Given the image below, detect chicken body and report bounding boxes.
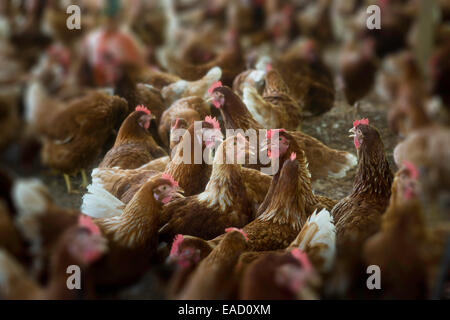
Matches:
[34,89,128,178]
[177,230,248,299]
[212,86,357,181]
[158,96,211,148]
[242,69,301,130]
[98,109,167,170]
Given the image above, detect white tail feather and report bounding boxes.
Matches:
[12,179,49,218]
[300,208,336,272]
[329,152,357,178]
[204,66,222,81]
[81,184,124,219]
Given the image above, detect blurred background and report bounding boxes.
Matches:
[0,0,448,299]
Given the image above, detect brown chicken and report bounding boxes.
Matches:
[176,228,249,299]
[161,66,222,105]
[210,84,357,181]
[140,66,181,90]
[339,38,378,106]
[84,118,221,214]
[209,151,332,253]
[110,63,166,121]
[234,205,336,294]
[166,234,214,299]
[386,53,430,138]
[239,248,321,300]
[296,0,334,45]
[329,119,393,298]
[393,126,450,219]
[12,179,80,279]
[158,134,253,241]
[363,162,446,299]
[333,119,393,246]
[0,217,108,300]
[0,200,24,260]
[158,96,211,148]
[165,28,245,86]
[359,0,415,58]
[273,39,336,116]
[89,174,183,286]
[37,90,128,192]
[430,42,450,109]
[98,105,167,170]
[0,88,21,151]
[242,68,302,130]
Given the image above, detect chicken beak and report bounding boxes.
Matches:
[349,127,356,138]
[206,97,214,103]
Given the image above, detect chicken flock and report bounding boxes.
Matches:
[0,0,449,300]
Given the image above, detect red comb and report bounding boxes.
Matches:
[208,80,223,95]
[205,116,220,130]
[225,227,249,242]
[170,234,184,256]
[266,63,273,72]
[78,215,101,235]
[162,173,179,187]
[135,105,150,115]
[353,118,369,128]
[291,248,313,272]
[403,160,419,180]
[290,152,296,161]
[266,129,286,139]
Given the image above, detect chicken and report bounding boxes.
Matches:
[393,126,450,218]
[329,119,393,297]
[273,39,336,116]
[28,83,128,192]
[166,234,214,299]
[359,0,415,58]
[98,105,167,170]
[42,0,85,48]
[158,134,254,241]
[295,0,334,45]
[12,179,80,279]
[363,162,446,299]
[385,52,430,137]
[82,24,146,87]
[0,200,24,260]
[239,248,322,300]
[242,68,302,130]
[232,64,267,98]
[0,87,21,151]
[234,206,336,291]
[333,119,393,245]
[158,96,211,148]
[339,38,378,107]
[84,118,221,215]
[109,63,167,123]
[207,152,333,254]
[210,84,357,181]
[140,67,181,90]
[86,174,183,286]
[165,28,245,86]
[430,42,450,109]
[177,228,248,299]
[161,66,222,105]
[0,216,108,300]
